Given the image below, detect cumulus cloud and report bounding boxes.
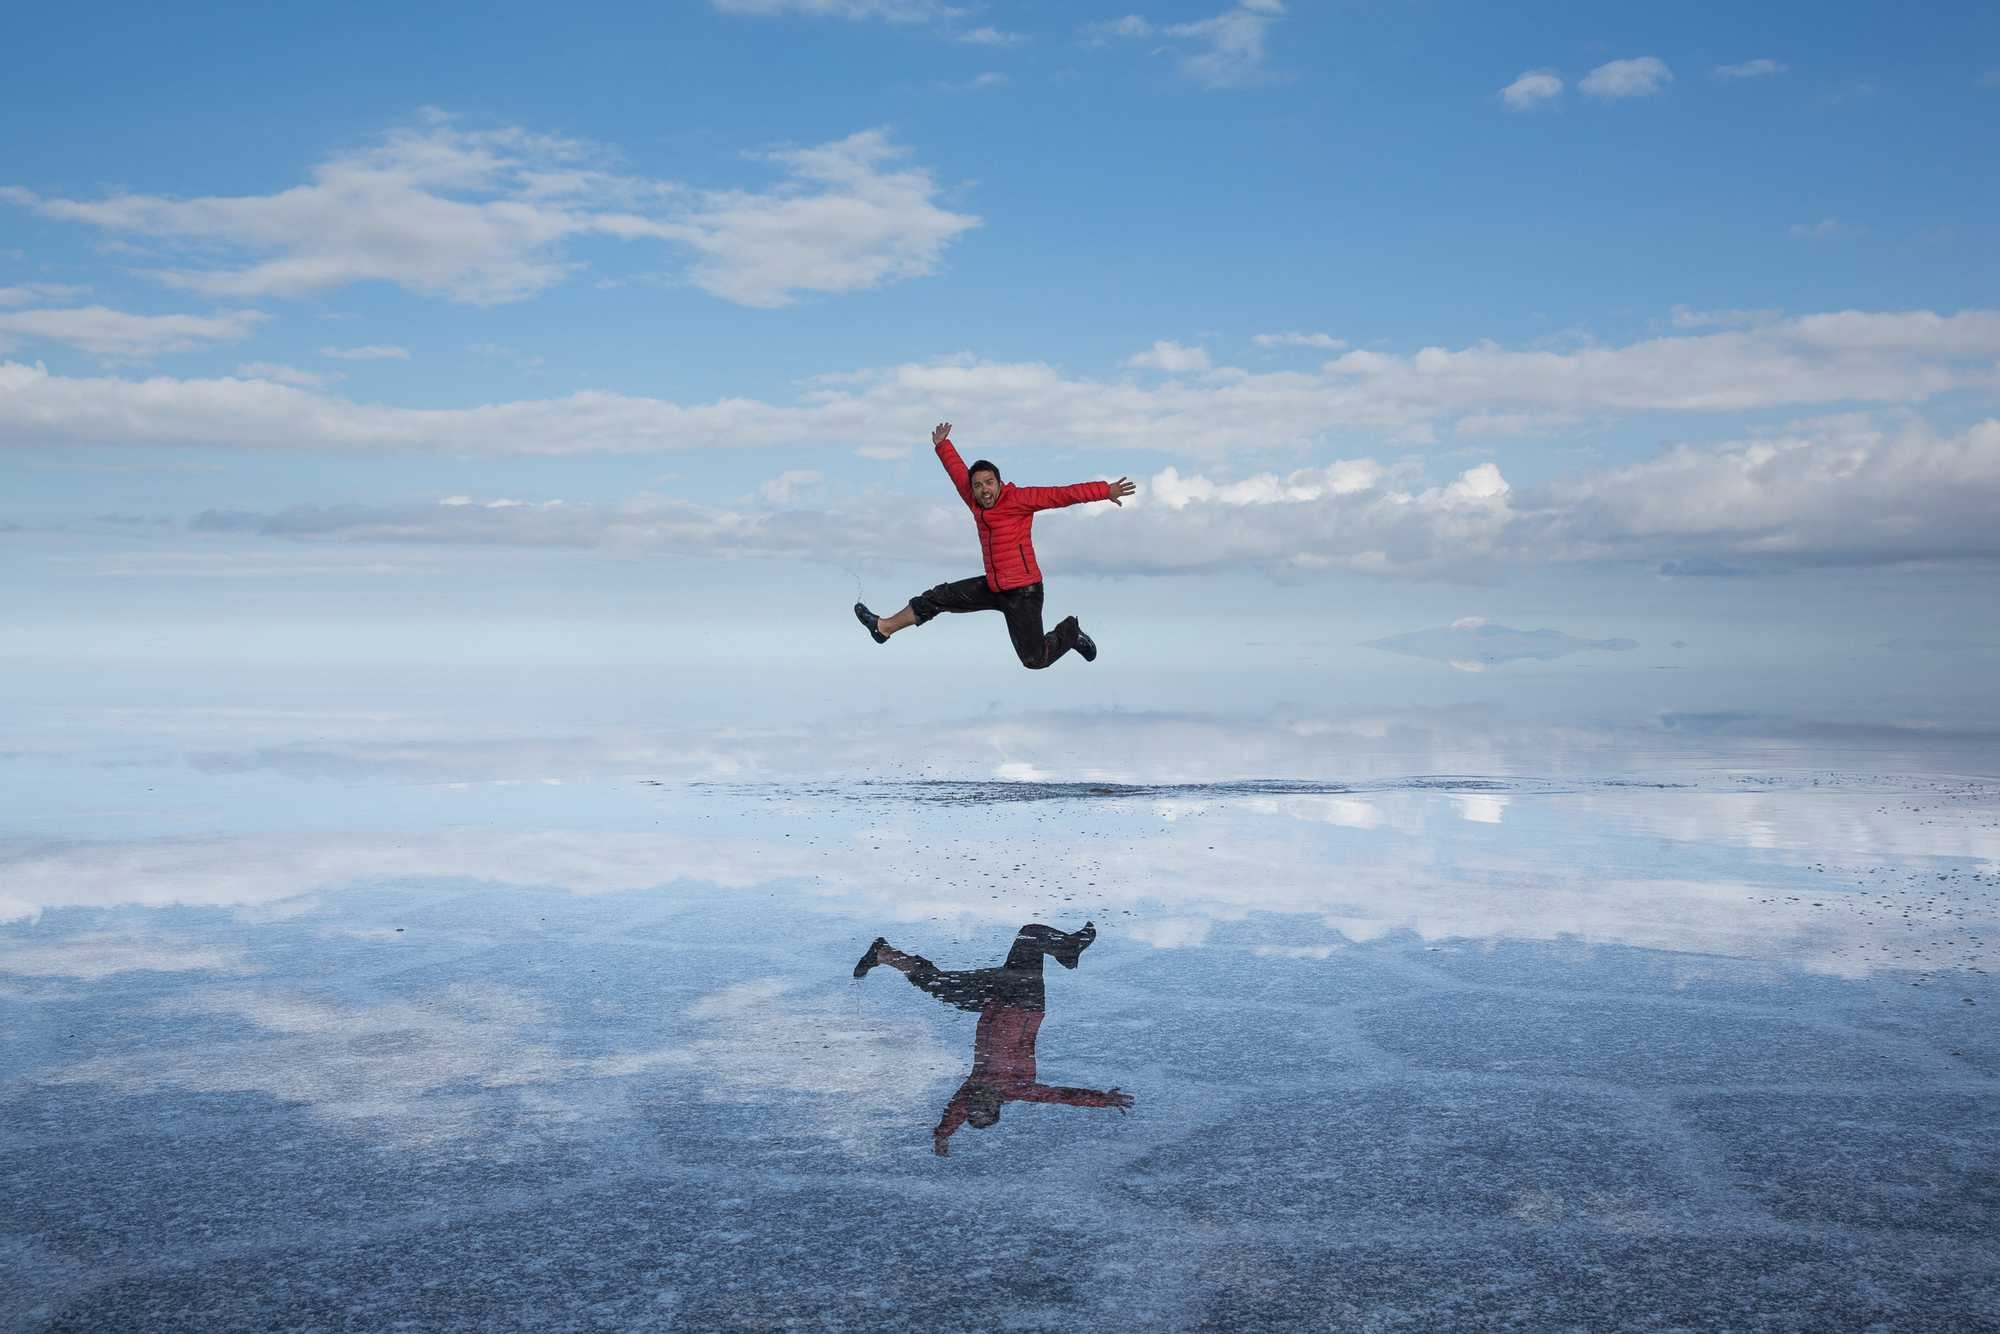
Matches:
[235,361,333,387]
[0,305,265,358]
[177,414,2000,579]
[1092,3,1283,88]
[1714,58,1787,79]
[757,468,824,503]
[710,0,966,20]
[3,307,1996,459]
[1166,1,1285,88]
[956,25,1026,46]
[1366,620,1638,666]
[1125,339,1210,372]
[1252,330,1345,350]
[1579,57,1673,99]
[668,130,981,307]
[1500,69,1563,110]
[3,117,978,310]
[0,282,88,306]
[1669,305,1777,330]
[320,344,409,361]
[1084,15,1154,41]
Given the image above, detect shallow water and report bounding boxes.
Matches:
[3,711,1998,1330]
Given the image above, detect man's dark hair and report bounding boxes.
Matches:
[968,459,1001,483]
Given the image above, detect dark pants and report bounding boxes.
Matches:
[907,577,1081,670]
[902,924,1094,1014]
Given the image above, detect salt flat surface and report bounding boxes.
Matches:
[3,713,1997,1330]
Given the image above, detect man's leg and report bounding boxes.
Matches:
[997,584,1075,670]
[864,576,999,642]
[857,938,998,1013]
[1003,922,1097,972]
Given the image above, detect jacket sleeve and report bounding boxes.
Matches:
[1012,481,1113,513]
[935,439,976,511]
[1015,1084,1121,1107]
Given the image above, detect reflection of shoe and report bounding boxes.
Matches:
[853,937,887,978]
[855,603,888,644]
[1073,622,1097,663]
[1055,922,1096,969]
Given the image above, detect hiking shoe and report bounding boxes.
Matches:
[853,936,887,978]
[1073,625,1097,662]
[1055,921,1096,969]
[854,603,888,644]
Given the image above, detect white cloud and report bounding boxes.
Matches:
[235,361,332,387]
[957,25,1026,45]
[1669,305,1778,330]
[1500,69,1563,110]
[1714,58,1787,79]
[42,981,578,1146]
[1788,217,1842,240]
[665,129,982,307]
[1085,15,1154,41]
[1149,459,1384,508]
[0,305,265,358]
[1252,330,1345,350]
[177,414,2000,578]
[710,0,965,20]
[4,118,979,310]
[609,978,961,1148]
[0,931,257,979]
[4,308,1995,461]
[1164,2,1285,89]
[320,343,409,361]
[1125,339,1211,372]
[0,282,88,306]
[1579,57,1673,100]
[757,468,823,502]
[468,341,545,370]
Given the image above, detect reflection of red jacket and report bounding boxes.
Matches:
[938,440,1112,591]
[934,1001,1120,1140]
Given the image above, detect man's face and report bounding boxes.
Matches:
[970,470,1001,509]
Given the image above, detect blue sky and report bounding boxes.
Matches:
[3,0,1998,722]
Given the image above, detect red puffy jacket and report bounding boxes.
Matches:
[938,439,1112,591]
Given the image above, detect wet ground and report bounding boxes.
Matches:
[3,711,1998,1330]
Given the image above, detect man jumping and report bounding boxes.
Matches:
[854,422,1136,669]
[853,922,1134,1155]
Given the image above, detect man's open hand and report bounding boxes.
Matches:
[1107,477,1136,506]
[932,422,953,446]
[1107,1087,1134,1113]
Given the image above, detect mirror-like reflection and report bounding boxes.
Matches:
[3,710,1997,1330]
[856,923,1133,1154]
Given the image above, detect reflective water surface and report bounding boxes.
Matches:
[3,710,1998,1330]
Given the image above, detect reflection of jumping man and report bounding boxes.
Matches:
[854,923,1133,1156]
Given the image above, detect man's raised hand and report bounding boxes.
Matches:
[1107,477,1136,506]
[1107,1087,1134,1113]
[932,422,953,446]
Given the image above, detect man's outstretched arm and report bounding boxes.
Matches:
[1014,477,1137,512]
[932,421,975,509]
[1016,1084,1135,1111]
